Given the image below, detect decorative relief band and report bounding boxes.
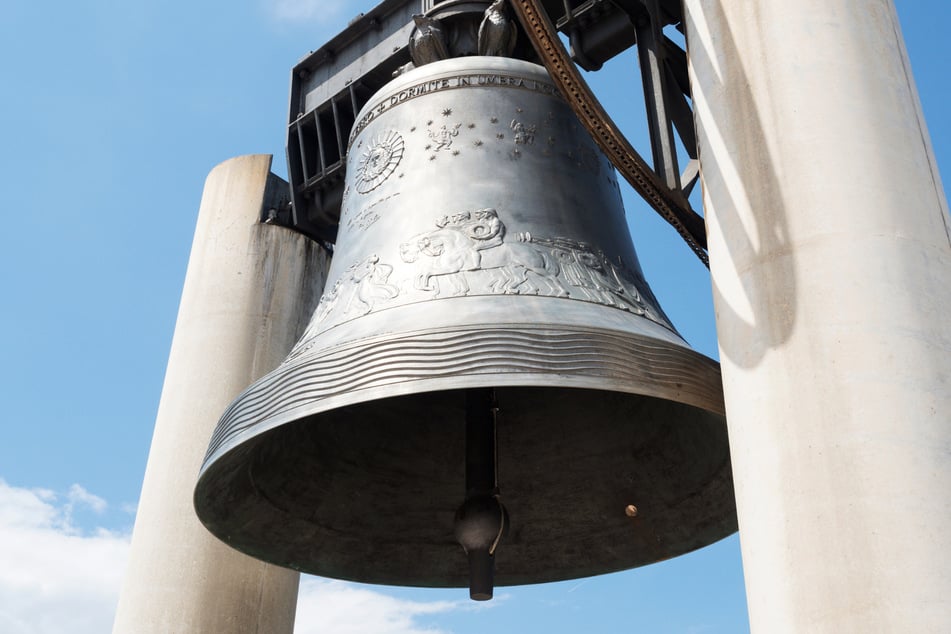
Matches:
[303,209,669,340]
[315,254,398,319]
[349,72,562,147]
[202,325,724,467]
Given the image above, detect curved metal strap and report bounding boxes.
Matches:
[510,0,710,267]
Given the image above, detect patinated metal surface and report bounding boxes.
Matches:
[195,57,735,588]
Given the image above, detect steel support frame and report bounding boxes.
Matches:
[285,0,704,254]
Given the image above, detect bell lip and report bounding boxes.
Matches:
[192,378,735,588]
[204,531,741,591]
[197,318,724,482]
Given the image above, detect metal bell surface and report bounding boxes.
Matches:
[194,56,736,589]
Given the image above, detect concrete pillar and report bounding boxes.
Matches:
[113,155,329,633]
[683,2,951,631]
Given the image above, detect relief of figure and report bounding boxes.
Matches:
[604,263,650,316]
[482,239,567,296]
[429,123,461,150]
[399,209,568,298]
[550,247,618,307]
[438,208,504,248]
[522,234,653,316]
[309,254,399,326]
[346,254,400,315]
[399,226,477,297]
[397,209,664,324]
[510,119,536,145]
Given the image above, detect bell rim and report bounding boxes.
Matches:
[194,376,735,588]
[198,315,724,482]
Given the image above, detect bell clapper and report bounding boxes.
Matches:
[455,388,508,601]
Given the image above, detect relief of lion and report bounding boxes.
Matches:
[399,219,568,298]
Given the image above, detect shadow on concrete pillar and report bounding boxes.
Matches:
[684,1,951,631]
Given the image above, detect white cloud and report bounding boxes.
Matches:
[63,483,108,525]
[0,480,129,634]
[0,479,464,634]
[296,578,459,634]
[66,484,107,513]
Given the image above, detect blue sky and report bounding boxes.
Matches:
[0,1,946,632]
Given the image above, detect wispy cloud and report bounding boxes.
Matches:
[0,478,463,633]
[63,483,107,524]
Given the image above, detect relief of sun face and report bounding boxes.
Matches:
[355,130,404,193]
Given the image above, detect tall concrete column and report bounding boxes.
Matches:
[683,2,951,631]
[113,155,329,633]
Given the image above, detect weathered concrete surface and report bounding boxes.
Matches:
[684,1,951,631]
[113,155,329,633]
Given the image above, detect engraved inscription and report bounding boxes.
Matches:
[349,73,563,146]
[347,192,401,231]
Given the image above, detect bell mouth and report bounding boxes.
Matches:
[194,299,735,588]
[195,387,734,588]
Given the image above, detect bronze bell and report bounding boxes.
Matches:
[194,56,735,600]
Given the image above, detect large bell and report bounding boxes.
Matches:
[195,56,735,598]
